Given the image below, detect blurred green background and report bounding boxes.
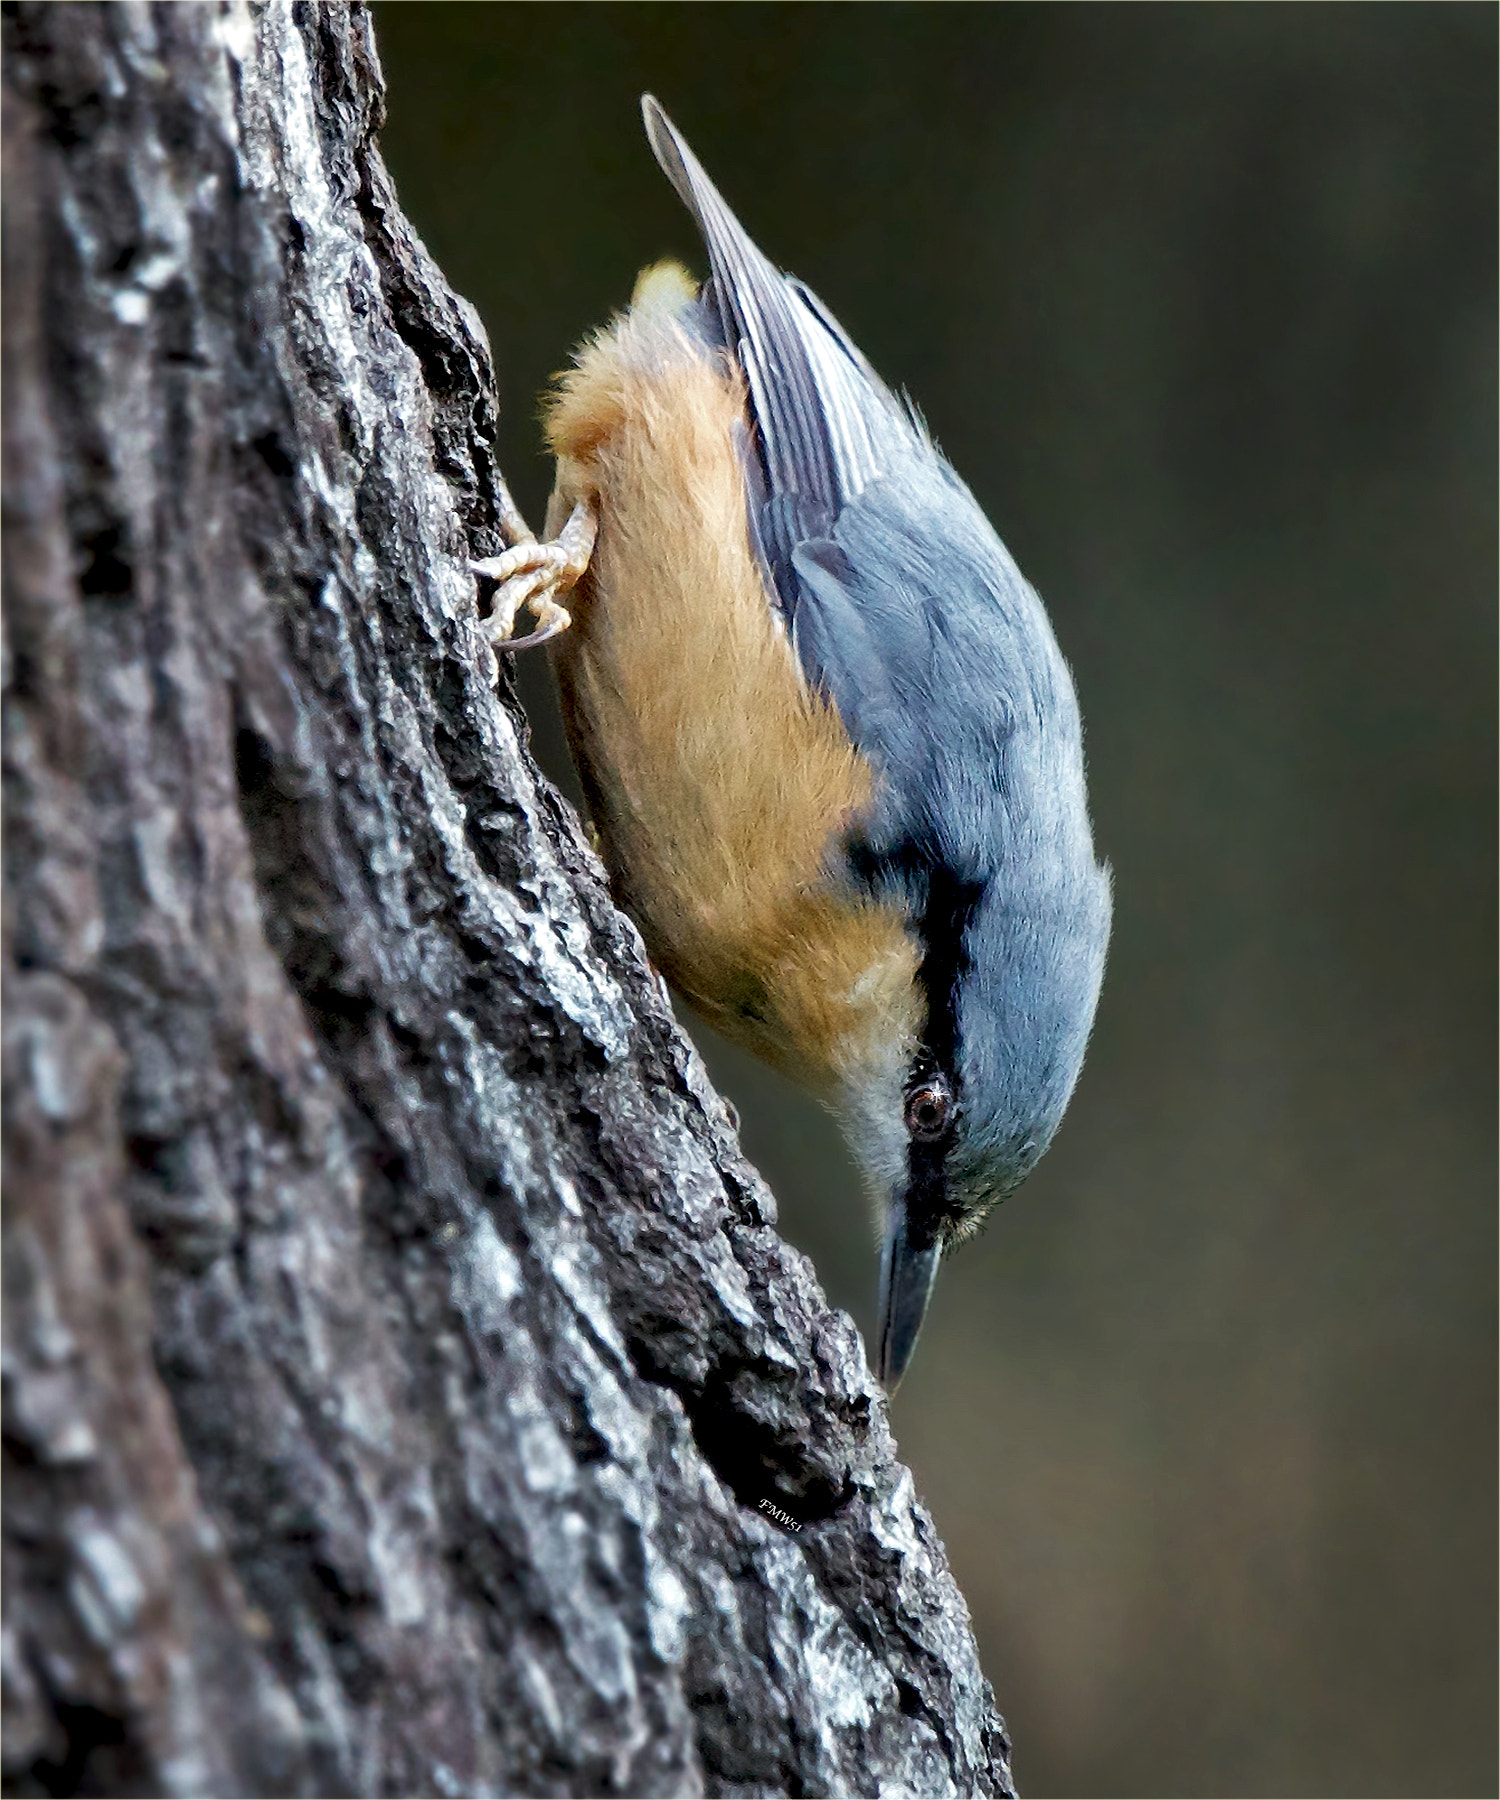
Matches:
[371,5,1496,1795]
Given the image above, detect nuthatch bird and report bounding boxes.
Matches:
[472,98,1111,1389]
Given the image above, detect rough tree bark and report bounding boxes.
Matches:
[1,5,1015,1796]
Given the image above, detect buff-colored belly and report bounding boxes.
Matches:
[541,265,920,1093]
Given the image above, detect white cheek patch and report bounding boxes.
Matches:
[831,1039,911,1245]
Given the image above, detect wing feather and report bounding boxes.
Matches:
[642,97,921,582]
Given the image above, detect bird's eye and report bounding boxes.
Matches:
[904,1075,954,1142]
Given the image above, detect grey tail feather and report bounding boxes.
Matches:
[640,95,702,224]
[638,93,917,550]
[638,94,780,325]
[637,95,841,522]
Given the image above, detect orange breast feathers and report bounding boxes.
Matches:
[542,262,920,1096]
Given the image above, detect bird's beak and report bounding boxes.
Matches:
[877,1199,942,1391]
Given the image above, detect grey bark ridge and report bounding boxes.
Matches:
[0,4,1016,1797]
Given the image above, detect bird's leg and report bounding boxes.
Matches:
[469,482,596,667]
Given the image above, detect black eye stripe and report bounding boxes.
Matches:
[845,833,987,1079]
[915,865,986,1077]
[846,833,985,1238]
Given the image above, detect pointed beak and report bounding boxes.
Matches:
[877,1199,942,1391]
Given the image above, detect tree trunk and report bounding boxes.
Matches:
[1,5,1015,1795]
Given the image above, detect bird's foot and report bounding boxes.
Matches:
[470,493,596,668]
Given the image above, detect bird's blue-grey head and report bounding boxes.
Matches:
[640,94,1112,1391]
[867,847,1113,1389]
[793,457,1114,1388]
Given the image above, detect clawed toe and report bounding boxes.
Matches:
[470,498,596,669]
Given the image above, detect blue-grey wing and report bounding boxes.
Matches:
[642,97,926,611]
[642,98,1088,889]
[789,453,1095,889]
